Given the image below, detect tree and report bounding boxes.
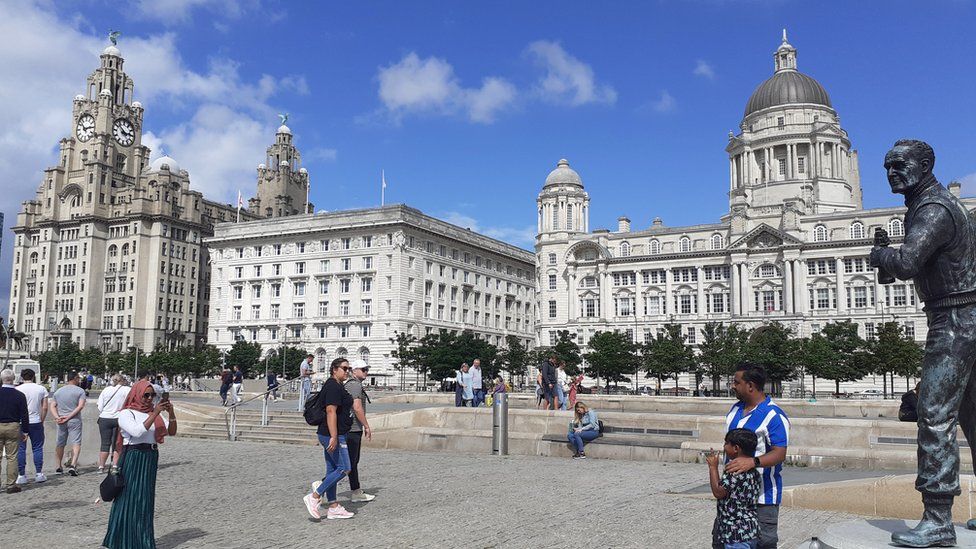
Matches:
[226,341,262,377]
[745,322,799,396]
[390,331,420,390]
[416,330,498,382]
[641,324,695,392]
[584,331,637,390]
[816,321,869,395]
[264,345,309,379]
[498,335,530,385]
[869,322,924,396]
[551,330,583,376]
[36,341,82,380]
[697,323,751,393]
[796,335,833,397]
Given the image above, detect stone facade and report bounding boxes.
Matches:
[6,44,257,352]
[534,33,974,393]
[205,205,535,385]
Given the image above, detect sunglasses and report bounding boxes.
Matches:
[143,392,156,399]
[341,366,351,372]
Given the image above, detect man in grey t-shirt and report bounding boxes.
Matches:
[49,372,86,476]
[344,360,374,502]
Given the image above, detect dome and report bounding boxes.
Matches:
[102,45,121,57]
[148,155,180,173]
[543,158,583,189]
[99,89,112,97]
[744,70,832,117]
[277,124,291,135]
[257,163,266,169]
[74,94,85,101]
[299,167,308,174]
[132,101,142,109]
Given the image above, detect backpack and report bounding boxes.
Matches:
[598,420,605,434]
[303,390,327,426]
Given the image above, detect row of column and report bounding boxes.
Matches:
[538,200,588,233]
[729,140,847,190]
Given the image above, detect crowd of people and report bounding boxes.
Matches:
[536,355,584,411]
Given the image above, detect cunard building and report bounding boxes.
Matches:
[535,33,973,391]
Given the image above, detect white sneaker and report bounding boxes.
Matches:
[302,494,321,519]
[35,473,47,483]
[326,504,354,520]
[15,475,28,485]
[350,490,376,502]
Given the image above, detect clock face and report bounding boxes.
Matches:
[76,114,95,142]
[113,119,135,147]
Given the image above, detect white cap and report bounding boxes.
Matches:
[350,359,369,371]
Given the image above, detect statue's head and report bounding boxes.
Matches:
[884,139,935,194]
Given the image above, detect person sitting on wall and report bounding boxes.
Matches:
[899,383,920,423]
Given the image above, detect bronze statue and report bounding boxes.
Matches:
[871,139,976,547]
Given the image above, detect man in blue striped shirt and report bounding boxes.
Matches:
[711,364,790,549]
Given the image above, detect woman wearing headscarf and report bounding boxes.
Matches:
[102,380,177,549]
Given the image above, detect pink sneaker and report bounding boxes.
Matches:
[303,494,321,519]
[326,504,355,520]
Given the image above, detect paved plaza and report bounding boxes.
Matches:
[1,437,857,548]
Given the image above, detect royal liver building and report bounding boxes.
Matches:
[536,33,973,368]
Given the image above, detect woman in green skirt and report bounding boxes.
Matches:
[103,380,177,549]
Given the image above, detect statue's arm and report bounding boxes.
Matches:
[871,203,954,280]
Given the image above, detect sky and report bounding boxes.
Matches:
[2,0,976,316]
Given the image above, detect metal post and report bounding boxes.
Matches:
[3,321,11,367]
[492,392,509,456]
[261,394,269,427]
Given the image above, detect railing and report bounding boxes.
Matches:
[193,380,215,392]
[223,377,306,441]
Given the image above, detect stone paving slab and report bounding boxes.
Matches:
[0,437,857,548]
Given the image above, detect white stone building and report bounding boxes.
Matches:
[535,33,973,394]
[206,205,536,386]
[6,42,257,353]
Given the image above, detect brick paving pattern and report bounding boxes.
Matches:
[0,437,856,548]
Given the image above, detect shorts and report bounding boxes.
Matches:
[97,417,119,452]
[543,384,557,402]
[57,417,83,447]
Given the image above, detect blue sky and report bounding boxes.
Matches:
[2,0,976,314]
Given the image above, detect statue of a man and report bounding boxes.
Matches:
[871,139,976,547]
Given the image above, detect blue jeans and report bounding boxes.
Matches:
[473,389,485,407]
[567,429,600,453]
[725,541,757,549]
[555,385,567,410]
[17,422,44,475]
[316,434,351,503]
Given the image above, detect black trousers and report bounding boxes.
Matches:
[915,304,976,498]
[346,431,363,491]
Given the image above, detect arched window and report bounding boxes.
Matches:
[121,243,129,256]
[335,347,348,358]
[649,239,661,255]
[315,348,328,373]
[711,234,724,250]
[107,245,118,258]
[850,221,865,240]
[359,347,370,364]
[813,225,828,242]
[888,218,905,237]
[620,242,631,257]
[679,237,691,253]
[29,252,38,265]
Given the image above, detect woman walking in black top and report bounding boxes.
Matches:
[303,358,355,520]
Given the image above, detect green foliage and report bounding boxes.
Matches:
[390,331,422,389]
[414,330,498,381]
[36,341,82,379]
[584,331,638,387]
[225,341,262,377]
[745,322,800,392]
[551,330,583,376]
[264,345,309,379]
[697,323,752,390]
[869,322,924,388]
[498,335,530,383]
[640,324,695,388]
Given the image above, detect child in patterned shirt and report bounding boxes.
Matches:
[706,428,762,549]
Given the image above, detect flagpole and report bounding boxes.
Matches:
[236,190,242,223]
[305,173,310,215]
[381,169,386,206]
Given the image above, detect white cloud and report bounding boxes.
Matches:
[308,147,338,162]
[526,40,616,106]
[959,172,976,197]
[442,212,536,249]
[376,52,516,124]
[134,0,254,25]
[650,90,676,113]
[693,59,715,80]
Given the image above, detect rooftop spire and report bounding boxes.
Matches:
[774,29,797,72]
[782,28,788,44]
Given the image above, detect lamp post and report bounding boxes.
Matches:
[3,320,12,368]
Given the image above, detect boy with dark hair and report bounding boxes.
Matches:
[707,428,762,549]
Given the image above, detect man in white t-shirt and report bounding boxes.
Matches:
[15,368,48,484]
[298,354,313,411]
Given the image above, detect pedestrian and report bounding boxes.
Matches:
[556,361,569,410]
[343,359,375,502]
[706,429,762,549]
[535,371,544,409]
[456,364,473,407]
[303,358,355,520]
[567,401,600,460]
[96,374,131,473]
[540,355,558,411]
[0,368,30,493]
[298,354,314,410]
[470,359,484,407]
[454,364,465,407]
[15,368,48,486]
[712,364,789,549]
[102,380,177,548]
[219,368,232,406]
[492,375,506,395]
[267,371,280,401]
[899,382,920,423]
[231,366,243,405]
[50,371,87,476]
[568,373,584,408]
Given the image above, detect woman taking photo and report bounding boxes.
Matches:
[567,401,600,460]
[102,380,177,549]
[304,358,355,520]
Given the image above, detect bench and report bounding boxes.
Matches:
[542,425,699,449]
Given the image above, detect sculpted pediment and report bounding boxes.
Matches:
[729,224,802,250]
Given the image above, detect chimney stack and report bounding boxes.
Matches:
[949,180,962,198]
[617,216,631,233]
[652,216,663,227]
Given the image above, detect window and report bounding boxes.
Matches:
[778,158,786,176]
[865,322,876,340]
[294,281,306,296]
[645,295,663,315]
[686,327,696,345]
[709,292,726,313]
[251,305,261,319]
[614,296,633,316]
[582,298,597,318]
[362,299,372,315]
[548,274,557,290]
[815,288,831,309]
[813,225,828,242]
[892,285,907,306]
[271,283,281,297]
[619,242,631,257]
[340,279,350,293]
[850,222,865,240]
[548,300,557,318]
[758,264,778,278]
[319,280,330,294]
[548,253,557,265]
[679,294,695,314]
[777,116,784,127]
[342,238,351,250]
[341,258,351,271]
[272,264,281,276]
[711,234,723,250]
[798,157,806,173]
[339,300,350,315]
[362,236,372,248]
[679,237,691,252]
[270,304,280,319]
[904,321,916,339]
[297,242,306,253]
[294,303,305,318]
[363,256,373,269]
[650,240,661,254]
[339,326,349,338]
[273,244,282,255]
[233,286,243,300]
[292,327,302,339]
[361,278,372,292]
[318,301,329,316]
[888,218,905,237]
[254,265,262,277]
[320,260,330,272]
[252,285,262,299]
[361,325,371,337]
[232,306,242,320]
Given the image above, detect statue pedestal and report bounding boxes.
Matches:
[795,519,976,548]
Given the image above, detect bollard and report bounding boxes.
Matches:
[492,392,509,455]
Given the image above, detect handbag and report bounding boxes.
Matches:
[99,446,127,502]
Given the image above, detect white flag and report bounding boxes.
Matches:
[382,170,387,189]
[237,190,243,208]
